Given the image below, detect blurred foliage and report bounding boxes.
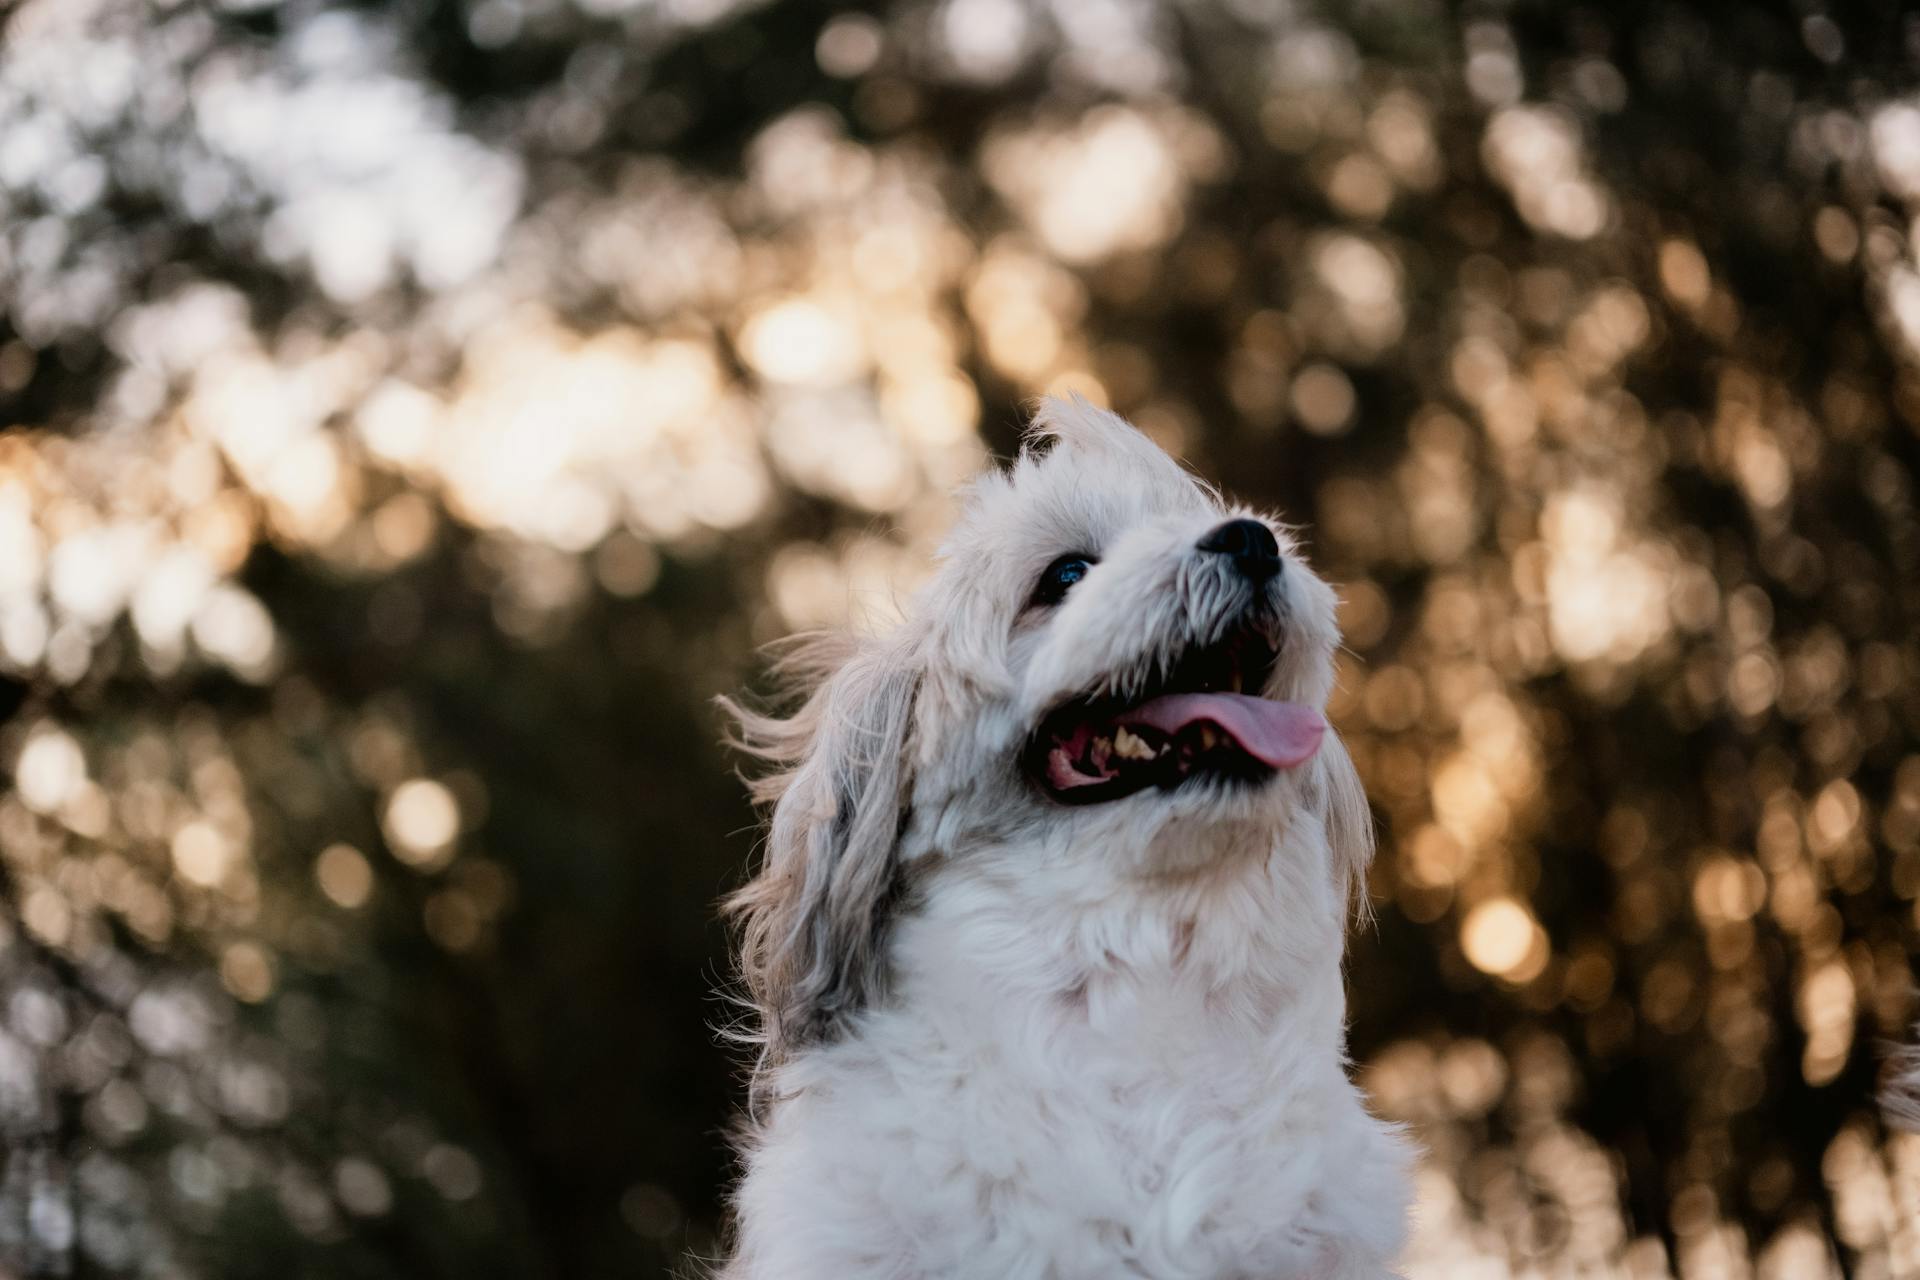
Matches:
[2,0,1919,1275]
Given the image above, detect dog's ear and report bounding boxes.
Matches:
[722,631,921,1073]
[1315,729,1377,914]
[1884,1028,1920,1131]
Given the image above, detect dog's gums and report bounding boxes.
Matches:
[1027,628,1326,803]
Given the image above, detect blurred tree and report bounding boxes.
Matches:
[1,0,1917,1276]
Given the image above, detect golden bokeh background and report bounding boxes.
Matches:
[1,0,1918,1275]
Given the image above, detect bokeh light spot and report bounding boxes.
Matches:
[315,844,374,909]
[383,779,460,870]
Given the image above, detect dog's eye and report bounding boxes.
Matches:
[1031,554,1095,608]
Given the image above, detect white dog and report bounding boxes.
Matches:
[720,399,1411,1280]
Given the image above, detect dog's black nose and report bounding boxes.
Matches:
[1198,518,1282,582]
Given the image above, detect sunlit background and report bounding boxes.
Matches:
[2,0,1919,1275]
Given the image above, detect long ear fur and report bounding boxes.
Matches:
[721,631,921,1090]
[1316,729,1377,918]
[1885,1029,1920,1131]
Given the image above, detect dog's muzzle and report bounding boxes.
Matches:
[1022,527,1323,806]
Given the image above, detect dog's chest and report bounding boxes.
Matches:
[777,994,1360,1278]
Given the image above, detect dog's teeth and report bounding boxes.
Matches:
[1228,671,1243,693]
[1196,725,1221,751]
[1112,727,1154,761]
[1088,735,1114,772]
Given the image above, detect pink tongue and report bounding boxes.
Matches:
[1117,693,1326,769]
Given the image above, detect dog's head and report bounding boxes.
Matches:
[727,398,1372,1066]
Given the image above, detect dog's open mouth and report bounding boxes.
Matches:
[1024,628,1325,804]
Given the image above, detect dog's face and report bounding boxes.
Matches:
[729,399,1371,1064]
[907,400,1348,868]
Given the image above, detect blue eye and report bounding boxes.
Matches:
[1031,554,1095,607]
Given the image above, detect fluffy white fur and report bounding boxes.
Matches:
[721,400,1412,1280]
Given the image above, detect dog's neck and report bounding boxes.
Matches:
[892,811,1353,1064]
